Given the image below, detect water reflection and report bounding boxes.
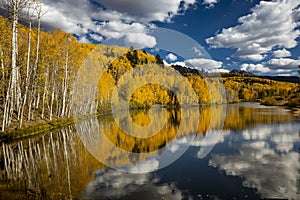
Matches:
[83,169,186,200]
[1,127,104,199]
[209,122,300,199]
[0,104,298,199]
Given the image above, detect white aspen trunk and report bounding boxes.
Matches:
[2,1,20,130]
[34,2,41,73]
[27,2,41,121]
[0,47,5,85]
[35,92,40,109]
[20,20,32,127]
[27,95,32,121]
[11,2,22,111]
[61,42,69,117]
[2,78,11,131]
[49,83,55,120]
[41,66,49,119]
[49,64,57,120]
[56,90,59,116]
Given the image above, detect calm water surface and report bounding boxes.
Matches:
[1,103,299,199]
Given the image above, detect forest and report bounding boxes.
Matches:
[0,0,299,134]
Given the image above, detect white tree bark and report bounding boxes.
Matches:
[61,40,69,117]
[20,19,32,127]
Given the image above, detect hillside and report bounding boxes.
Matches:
[222,69,299,84]
[0,15,97,131]
[0,14,299,133]
[96,48,298,110]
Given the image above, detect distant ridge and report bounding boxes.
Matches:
[219,69,299,84]
[258,76,299,84]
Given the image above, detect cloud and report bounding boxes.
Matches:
[41,0,96,35]
[170,58,225,72]
[241,63,270,73]
[124,33,157,48]
[273,49,292,58]
[78,36,90,43]
[89,34,104,42]
[185,58,223,71]
[265,58,300,69]
[166,53,178,61]
[99,21,147,39]
[206,0,300,61]
[239,54,267,62]
[41,0,198,44]
[202,0,219,8]
[93,0,197,23]
[241,58,300,75]
[192,46,204,56]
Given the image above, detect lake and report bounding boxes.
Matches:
[1,103,299,199]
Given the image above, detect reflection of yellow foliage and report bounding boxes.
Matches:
[224,105,293,129]
[130,110,151,126]
[102,109,180,153]
[3,104,294,199]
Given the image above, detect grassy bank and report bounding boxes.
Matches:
[0,117,75,143]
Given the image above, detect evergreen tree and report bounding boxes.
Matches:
[155,54,164,65]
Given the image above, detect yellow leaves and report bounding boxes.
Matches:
[224,76,297,102]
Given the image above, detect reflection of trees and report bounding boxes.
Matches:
[223,105,293,130]
[2,126,104,199]
[1,104,295,199]
[103,108,181,153]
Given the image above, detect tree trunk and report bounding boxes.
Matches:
[2,1,21,131]
[61,41,69,117]
[20,20,32,127]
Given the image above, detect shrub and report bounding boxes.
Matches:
[287,97,300,107]
[260,97,277,106]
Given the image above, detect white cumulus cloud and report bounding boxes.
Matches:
[93,0,196,22]
[166,53,178,61]
[186,58,223,71]
[41,0,198,44]
[241,63,270,74]
[206,0,300,61]
[265,58,300,70]
[171,58,224,72]
[273,49,292,58]
[124,33,157,49]
[89,34,104,42]
[241,58,300,75]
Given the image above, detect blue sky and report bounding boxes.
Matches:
[41,0,300,76]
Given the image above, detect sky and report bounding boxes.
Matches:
[40,0,300,76]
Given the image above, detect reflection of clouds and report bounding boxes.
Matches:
[242,123,299,153]
[124,158,160,173]
[192,130,229,147]
[194,130,229,158]
[209,123,300,199]
[165,130,230,159]
[83,169,185,200]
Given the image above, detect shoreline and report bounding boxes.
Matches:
[1,103,299,143]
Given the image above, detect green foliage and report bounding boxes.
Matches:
[155,54,164,65]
